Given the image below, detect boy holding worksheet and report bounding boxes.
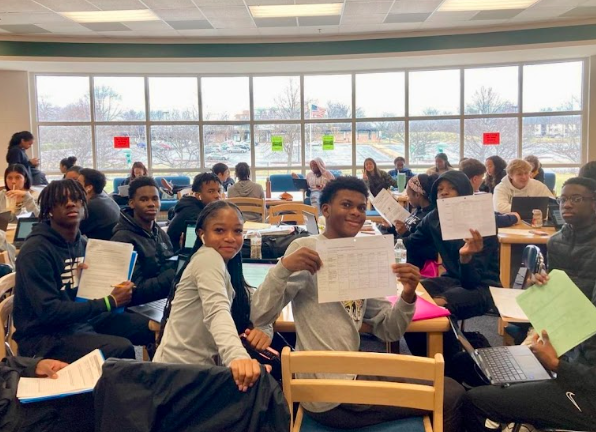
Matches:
[251,176,464,432]
[463,177,596,432]
[13,180,154,363]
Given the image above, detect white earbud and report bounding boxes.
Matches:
[201,235,206,243]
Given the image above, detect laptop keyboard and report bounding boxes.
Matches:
[144,298,166,311]
[481,347,527,382]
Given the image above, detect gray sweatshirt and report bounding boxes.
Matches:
[251,234,416,413]
[0,189,39,222]
[227,180,266,222]
[154,246,252,366]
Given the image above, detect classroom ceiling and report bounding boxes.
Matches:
[0,0,594,39]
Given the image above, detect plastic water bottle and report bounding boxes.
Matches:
[394,239,407,264]
[250,232,262,260]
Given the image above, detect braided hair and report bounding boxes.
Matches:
[158,200,251,344]
[38,179,88,221]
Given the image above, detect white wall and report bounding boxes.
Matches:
[0,71,30,178]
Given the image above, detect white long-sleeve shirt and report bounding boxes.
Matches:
[493,176,553,213]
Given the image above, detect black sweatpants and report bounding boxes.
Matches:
[17,393,94,432]
[305,375,465,432]
[421,276,493,320]
[17,312,154,363]
[462,380,596,431]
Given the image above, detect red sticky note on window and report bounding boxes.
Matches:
[483,133,500,145]
[114,136,130,149]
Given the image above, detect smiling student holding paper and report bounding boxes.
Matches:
[13,180,154,363]
[251,176,464,432]
[463,177,596,432]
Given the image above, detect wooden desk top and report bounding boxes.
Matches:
[498,223,556,245]
[5,228,15,245]
[274,283,450,334]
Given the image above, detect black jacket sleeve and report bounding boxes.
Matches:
[403,216,437,269]
[17,249,109,328]
[2,356,40,377]
[167,214,185,254]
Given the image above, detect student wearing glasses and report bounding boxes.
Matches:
[463,177,596,432]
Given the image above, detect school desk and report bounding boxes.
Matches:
[498,223,556,288]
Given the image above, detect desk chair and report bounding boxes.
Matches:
[282,347,444,432]
[269,203,317,225]
[0,272,15,299]
[0,295,16,357]
[227,197,266,223]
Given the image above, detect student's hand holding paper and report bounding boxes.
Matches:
[532,272,550,286]
[392,263,420,304]
[244,328,271,351]
[281,247,322,275]
[394,220,407,235]
[459,229,483,264]
[530,330,560,372]
[230,358,261,392]
[110,281,134,307]
[35,359,68,379]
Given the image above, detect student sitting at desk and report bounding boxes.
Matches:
[363,157,396,197]
[404,171,500,321]
[227,162,265,222]
[64,165,82,181]
[77,168,120,241]
[167,173,221,252]
[111,176,176,306]
[493,159,553,213]
[306,158,335,214]
[251,176,464,432]
[13,180,154,363]
[463,177,596,432]
[388,156,414,181]
[155,201,271,393]
[0,164,39,221]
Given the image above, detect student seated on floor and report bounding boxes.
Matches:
[155,201,272,392]
[463,177,596,432]
[404,171,501,322]
[13,180,154,363]
[77,168,120,241]
[251,176,464,432]
[0,164,39,221]
[3,356,94,432]
[111,176,176,306]
[167,173,221,253]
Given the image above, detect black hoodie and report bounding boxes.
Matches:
[404,170,501,289]
[167,195,205,253]
[111,208,176,305]
[13,222,112,342]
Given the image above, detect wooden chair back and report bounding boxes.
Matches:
[268,203,317,225]
[281,348,444,432]
[226,197,266,223]
[0,296,16,357]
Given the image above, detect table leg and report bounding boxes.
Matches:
[500,243,512,288]
[427,332,442,357]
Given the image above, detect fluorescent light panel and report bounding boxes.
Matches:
[438,0,539,12]
[61,9,160,23]
[249,4,343,18]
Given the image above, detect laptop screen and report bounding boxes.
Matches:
[177,255,188,273]
[184,223,197,250]
[243,263,275,287]
[15,218,38,241]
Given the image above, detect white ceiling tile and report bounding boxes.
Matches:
[154,8,206,20]
[208,18,256,28]
[36,22,95,33]
[0,0,49,12]
[0,12,69,24]
[139,0,196,9]
[128,30,182,37]
[381,22,424,31]
[298,26,339,34]
[385,13,431,23]
[296,0,343,3]
[341,14,387,24]
[245,0,293,4]
[532,0,584,7]
[216,28,261,36]
[199,5,252,19]
[33,0,101,12]
[0,24,52,34]
[343,1,393,15]
[257,27,301,35]
[86,0,147,10]
[425,11,479,21]
[82,22,132,31]
[192,0,246,5]
[167,20,213,29]
[175,28,222,36]
[120,20,173,31]
[390,0,442,14]
[511,6,575,19]
[254,17,297,27]
[338,24,393,33]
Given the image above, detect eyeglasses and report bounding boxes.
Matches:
[556,195,595,205]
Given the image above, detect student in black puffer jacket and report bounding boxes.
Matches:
[111,177,176,306]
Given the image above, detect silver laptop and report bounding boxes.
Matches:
[118,185,130,197]
[305,212,319,235]
[450,319,552,385]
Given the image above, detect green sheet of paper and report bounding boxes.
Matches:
[517,269,596,356]
[322,135,334,150]
[271,136,283,152]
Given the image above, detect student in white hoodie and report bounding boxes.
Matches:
[251,176,464,432]
[0,164,39,221]
[493,159,553,213]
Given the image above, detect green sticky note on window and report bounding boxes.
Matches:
[517,269,596,356]
[271,136,283,152]
[322,135,334,150]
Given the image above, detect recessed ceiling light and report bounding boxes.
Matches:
[61,9,160,23]
[438,0,539,12]
[249,4,343,18]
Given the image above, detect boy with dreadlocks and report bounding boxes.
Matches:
[13,179,155,363]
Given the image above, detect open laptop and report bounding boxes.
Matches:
[547,199,565,230]
[13,217,38,248]
[450,318,551,385]
[511,197,549,224]
[128,255,189,323]
[183,221,197,253]
[243,262,276,287]
[292,178,308,191]
[305,212,319,235]
[0,211,11,232]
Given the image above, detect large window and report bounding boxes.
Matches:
[34,60,585,181]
